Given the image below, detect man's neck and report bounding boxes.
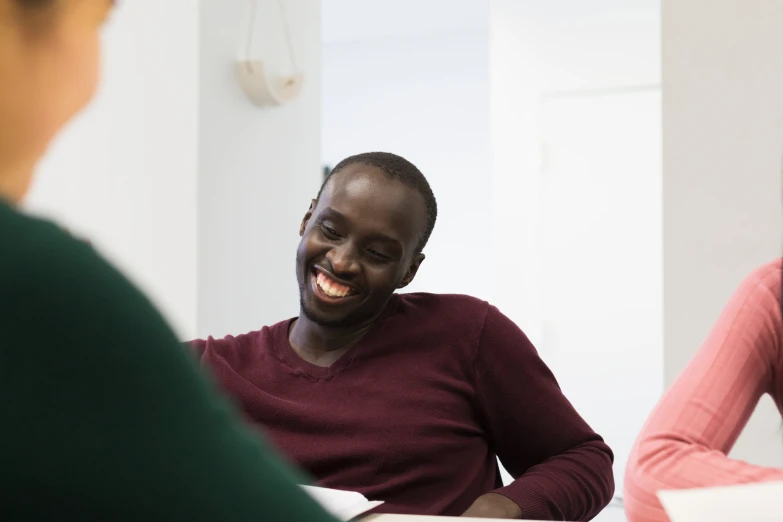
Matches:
[288,293,399,366]
[290,314,373,351]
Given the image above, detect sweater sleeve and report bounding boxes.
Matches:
[1,227,338,522]
[624,261,783,522]
[473,305,615,521]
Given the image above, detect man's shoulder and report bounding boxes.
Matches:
[397,291,489,307]
[394,292,491,324]
[188,319,290,358]
[388,294,495,363]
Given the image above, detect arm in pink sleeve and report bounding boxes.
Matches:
[624,260,783,522]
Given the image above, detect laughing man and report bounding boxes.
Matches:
[190,152,614,520]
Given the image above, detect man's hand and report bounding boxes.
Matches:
[461,493,522,519]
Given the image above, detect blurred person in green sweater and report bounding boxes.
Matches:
[0,1,339,520]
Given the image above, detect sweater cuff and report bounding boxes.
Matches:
[493,478,555,521]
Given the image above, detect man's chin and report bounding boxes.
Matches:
[301,304,355,328]
[298,293,357,327]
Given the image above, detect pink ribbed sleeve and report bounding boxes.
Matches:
[624,259,783,522]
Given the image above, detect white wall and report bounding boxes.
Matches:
[25,0,199,339]
[24,0,324,341]
[322,20,492,298]
[662,0,783,469]
[323,0,487,43]
[490,0,663,499]
[490,0,661,336]
[196,0,322,338]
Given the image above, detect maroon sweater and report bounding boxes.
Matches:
[191,293,614,520]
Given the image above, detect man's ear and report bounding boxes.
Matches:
[300,199,317,237]
[398,253,425,289]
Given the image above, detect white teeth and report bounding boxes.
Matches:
[315,272,351,298]
[324,284,345,298]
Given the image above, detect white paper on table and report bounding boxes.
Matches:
[301,485,384,521]
[657,481,783,522]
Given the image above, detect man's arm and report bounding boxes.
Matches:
[466,305,615,520]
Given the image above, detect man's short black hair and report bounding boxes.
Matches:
[317,152,437,253]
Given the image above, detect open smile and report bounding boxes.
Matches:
[311,268,359,302]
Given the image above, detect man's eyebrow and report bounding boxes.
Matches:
[320,207,402,245]
[320,207,345,219]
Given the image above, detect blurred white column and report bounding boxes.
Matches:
[197,0,322,338]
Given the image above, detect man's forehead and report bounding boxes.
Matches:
[317,166,427,240]
[329,174,382,205]
[322,166,412,208]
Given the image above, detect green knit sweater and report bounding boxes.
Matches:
[0,199,337,522]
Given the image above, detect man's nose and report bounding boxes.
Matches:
[327,244,359,276]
